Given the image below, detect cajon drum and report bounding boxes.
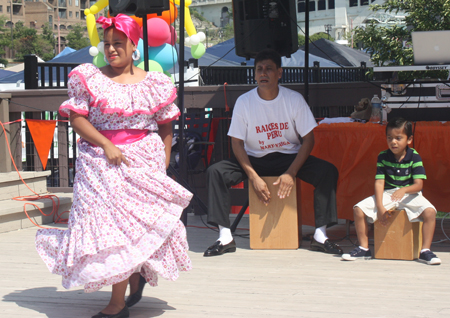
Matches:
[249,177,302,249]
[374,209,422,260]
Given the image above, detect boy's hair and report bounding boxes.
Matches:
[386,117,413,138]
[254,49,282,69]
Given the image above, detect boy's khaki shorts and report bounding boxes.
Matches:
[354,189,436,223]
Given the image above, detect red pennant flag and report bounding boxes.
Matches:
[26,119,57,170]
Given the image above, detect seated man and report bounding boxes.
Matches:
[204,49,342,256]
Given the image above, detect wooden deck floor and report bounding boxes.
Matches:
[1,214,450,318]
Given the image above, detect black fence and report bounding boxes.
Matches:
[198,62,369,86]
[24,55,79,89]
[24,54,370,89]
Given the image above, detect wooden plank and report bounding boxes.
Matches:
[374,209,423,260]
[249,176,301,249]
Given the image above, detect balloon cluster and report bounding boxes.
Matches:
[84,0,206,81]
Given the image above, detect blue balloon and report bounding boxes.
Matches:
[133,38,145,66]
[147,44,178,71]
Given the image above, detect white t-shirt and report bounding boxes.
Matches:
[228,86,317,158]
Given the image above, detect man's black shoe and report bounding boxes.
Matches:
[204,239,236,257]
[310,237,343,255]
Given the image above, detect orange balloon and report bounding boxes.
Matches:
[106,3,177,26]
[147,2,178,25]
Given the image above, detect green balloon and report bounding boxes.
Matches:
[137,60,163,73]
[93,53,107,68]
[163,71,175,83]
[191,43,206,59]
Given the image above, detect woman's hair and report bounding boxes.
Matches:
[386,117,413,138]
[254,49,282,69]
[97,14,141,46]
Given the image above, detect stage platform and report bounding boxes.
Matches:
[1,214,449,318]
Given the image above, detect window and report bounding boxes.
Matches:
[318,0,326,10]
[349,0,358,7]
[7,6,10,13]
[76,11,79,18]
[298,0,305,13]
[297,0,316,12]
[328,0,335,9]
[69,0,72,6]
[0,5,3,12]
[49,15,53,23]
[69,11,72,17]
[75,0,79,6]
[360,0,369,5]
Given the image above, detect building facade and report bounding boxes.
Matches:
[191,0,388,43]
[0,0,104,58]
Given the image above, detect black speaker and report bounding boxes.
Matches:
[232,0,298,59]
[109,0,170,18]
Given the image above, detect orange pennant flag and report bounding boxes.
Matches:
[26,119,57,170]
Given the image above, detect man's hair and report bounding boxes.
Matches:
[386,117,413,138]
[254,49,282,69]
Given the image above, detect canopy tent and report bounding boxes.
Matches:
[206,38,339,67]
[0,69,16,80]
[300,39,374,67]
[52,47,76,60]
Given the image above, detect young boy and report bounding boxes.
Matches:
[342,117,441,265]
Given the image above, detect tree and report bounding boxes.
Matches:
[0,16,9,66]
[13,21,40,60]
[40,23,56,60]
[66,24,90,50]
[10,21,54,61]
[298,32,335,46]
[354,0,450,67]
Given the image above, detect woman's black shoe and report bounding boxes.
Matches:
[91,305,129,318]
[125,275,147,308]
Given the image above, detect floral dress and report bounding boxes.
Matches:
[35,64,193,293]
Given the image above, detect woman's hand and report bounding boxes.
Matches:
[102,142,130,166]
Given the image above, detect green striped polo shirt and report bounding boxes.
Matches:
[376,147,426,190]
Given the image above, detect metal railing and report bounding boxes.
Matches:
[24,55,369,89]
[24,55,79,89]
[198,62,369,86]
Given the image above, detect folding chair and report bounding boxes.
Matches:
[168,111,214,215]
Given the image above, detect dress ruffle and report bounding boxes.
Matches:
[59,64,177,118]
[35,133,192,292]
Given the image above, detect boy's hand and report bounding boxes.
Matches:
[391,188,406,202]
[377,208,390,226]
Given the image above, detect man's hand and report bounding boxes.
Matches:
[273,173,295,199]
[251,176,271,206]
[377,207,390,226]
[103,143,130,167]
[391,188,406,202]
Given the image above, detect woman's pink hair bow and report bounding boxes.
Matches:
[97,14,141,46]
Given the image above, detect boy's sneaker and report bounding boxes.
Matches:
[341,247,372,261]
[418,250,441,265]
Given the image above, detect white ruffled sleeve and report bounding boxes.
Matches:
[59,64,97,118]
[147,72,180,124]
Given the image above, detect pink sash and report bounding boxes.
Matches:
[97,129,150,145]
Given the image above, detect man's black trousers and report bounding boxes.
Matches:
[206,152,339,229]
